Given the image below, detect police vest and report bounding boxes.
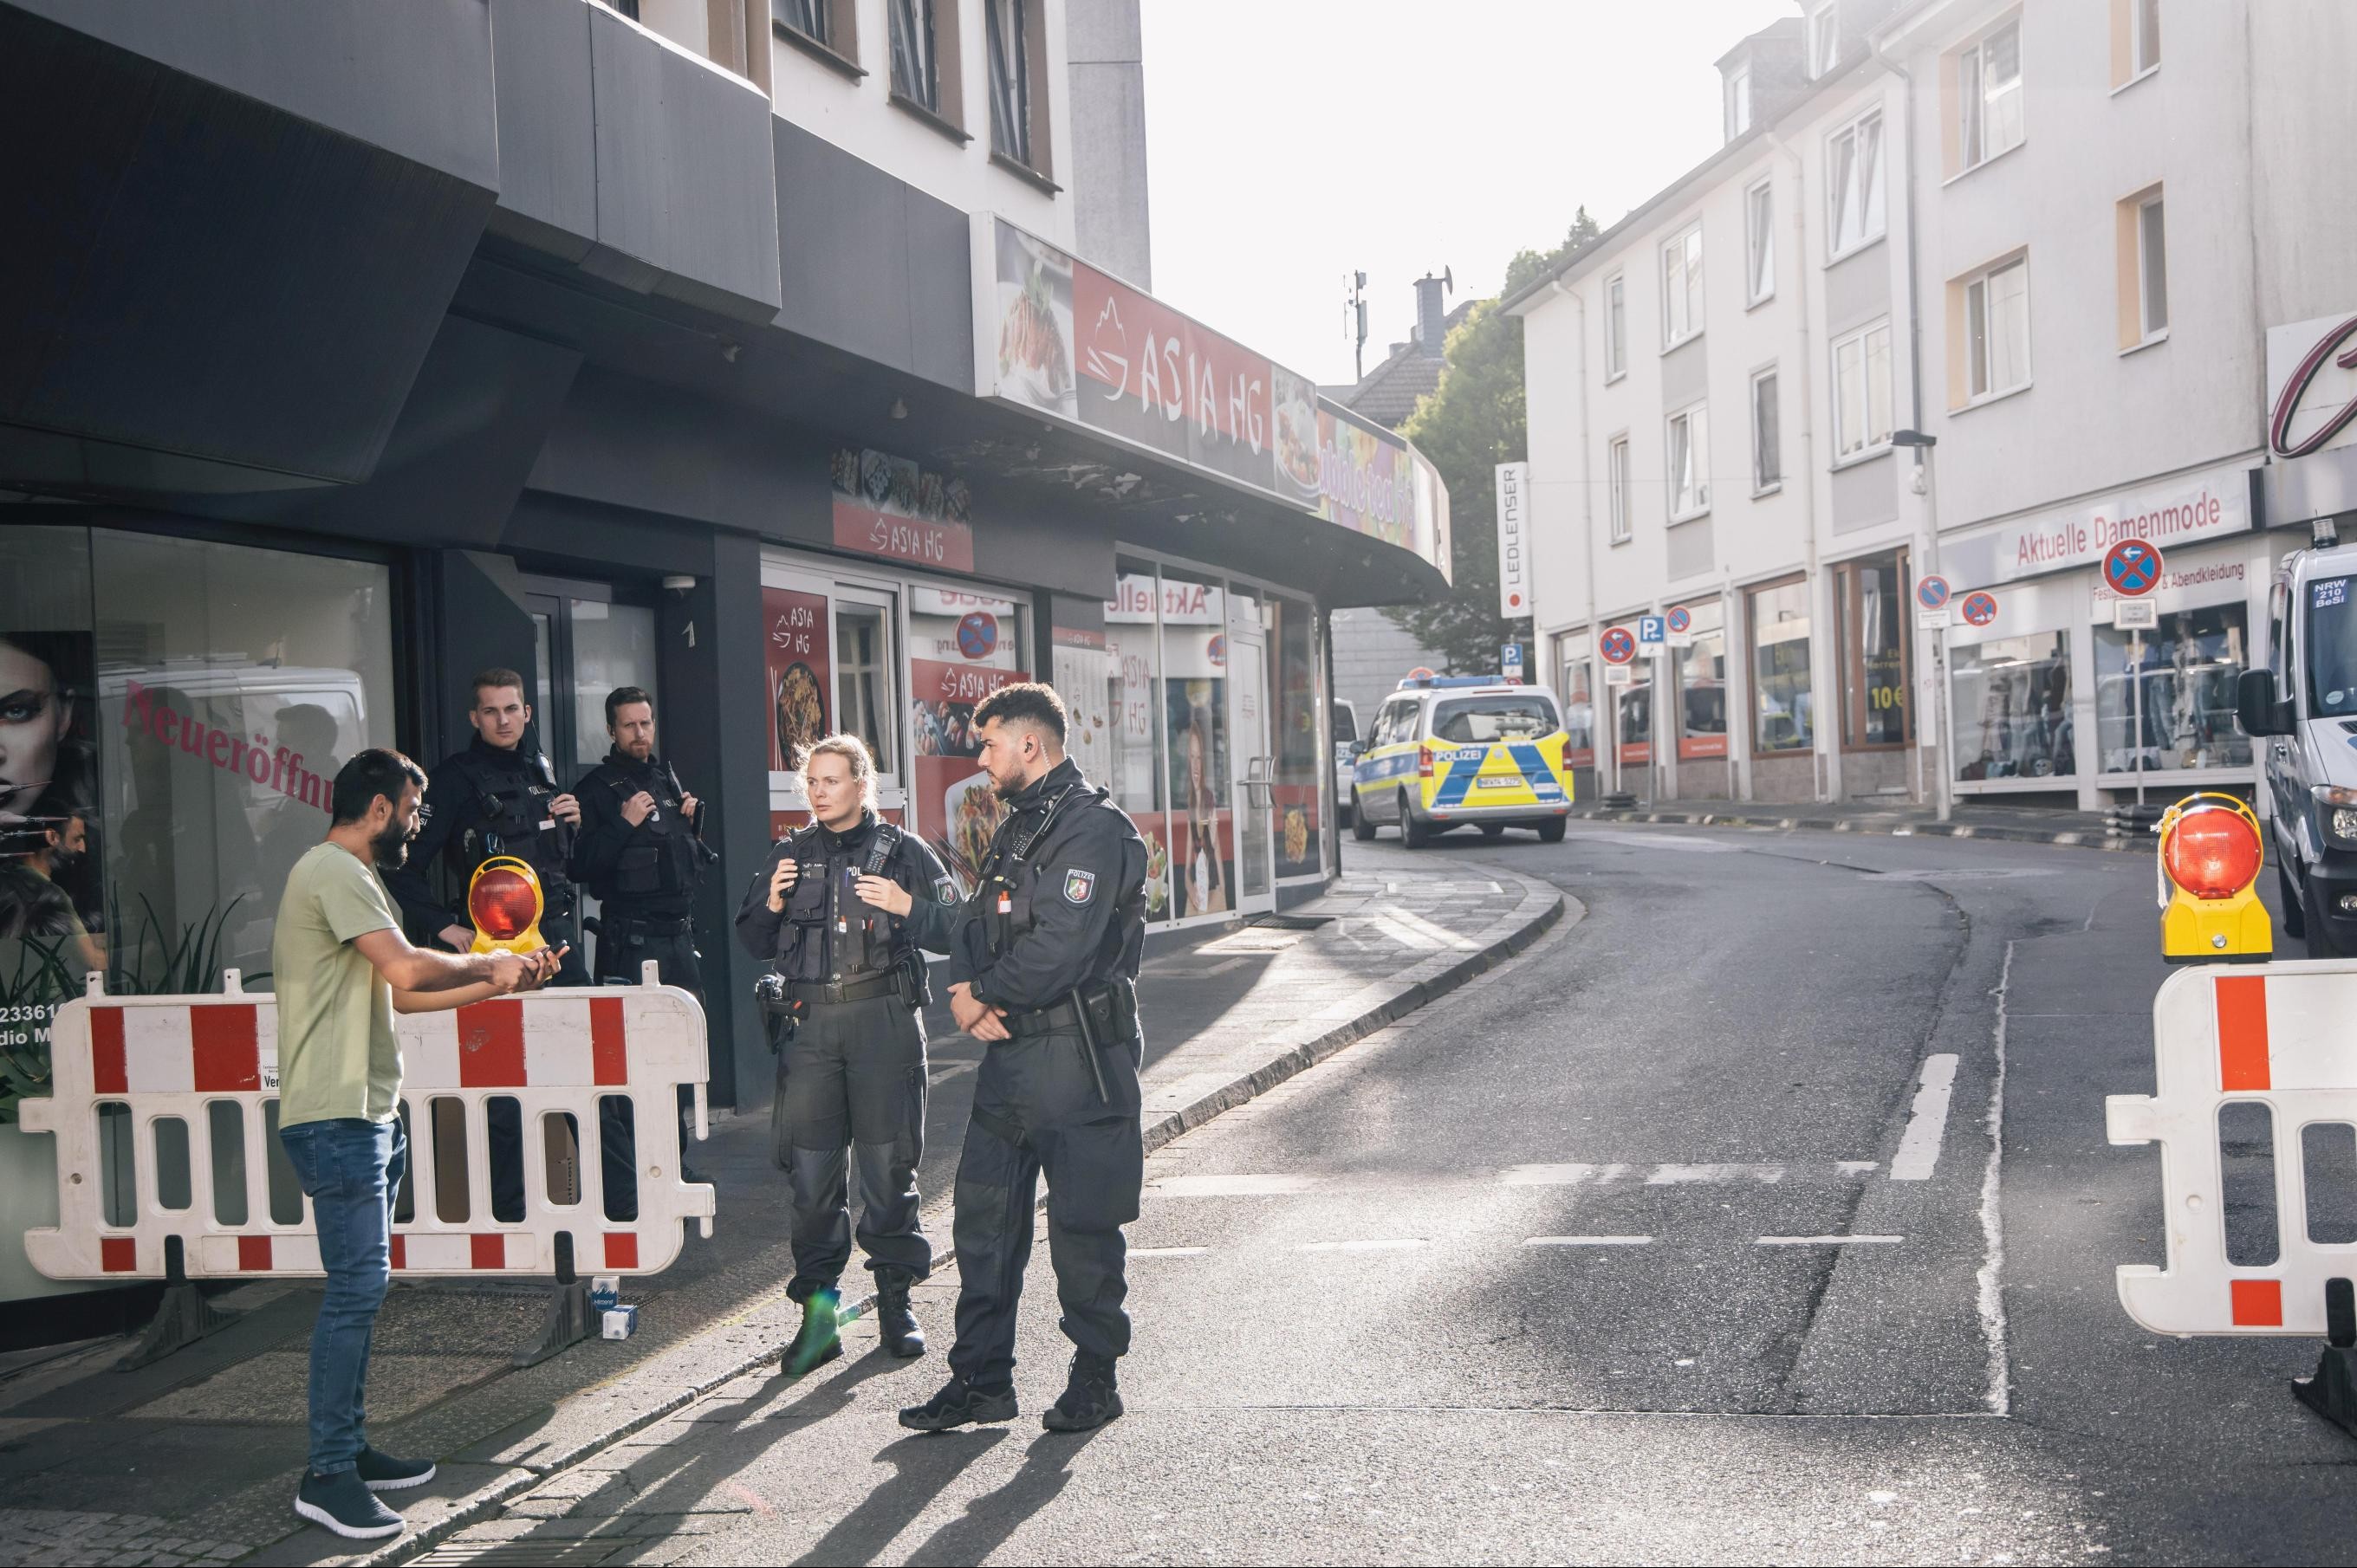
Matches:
[978,783,1147,985]
[445,748,574,904]
[777,820,911,982]
[584,761,701,902]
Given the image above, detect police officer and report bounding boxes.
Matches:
[898,682,1148,1436]
[736,733,959,1373]
[387,668,588,1221]
[569,687,711,996]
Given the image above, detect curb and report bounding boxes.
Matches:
[1568,807,2147,853]
[364,867,1568,1566]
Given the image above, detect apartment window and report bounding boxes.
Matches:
[1827,108,1885,258]
[1661,223,1704,348]
[889,0,940,114]
[1726,67,1752,141]
[1744,178,1775,304]
[985,0,1046,175]
[775,0,859,68]
[1750,367,1782,493]
[1605,273,1627,380]
[1962,256,2032,401]
[1958,18,2024,172]
[2114,0,2161,84]
[1608,435,1632,545]
[1831,321,1893,460]
[1666,404,1710,522]
[1807,1,1840,79]
[2135,192,2168,340]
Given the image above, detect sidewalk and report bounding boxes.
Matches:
[0,846,1561,1568]
[1569,795,2156,852]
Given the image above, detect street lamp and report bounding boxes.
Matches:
[1888,430,1951,823]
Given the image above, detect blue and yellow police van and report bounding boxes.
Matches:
[1348,674,1572,847]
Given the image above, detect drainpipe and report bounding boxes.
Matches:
[1870,30,1945,817]
[1553,274,1602,794]
[1764,127,1830,803]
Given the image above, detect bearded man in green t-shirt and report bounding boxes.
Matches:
[272,749,560,1542]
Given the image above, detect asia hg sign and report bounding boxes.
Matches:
[1495,462,1529,619]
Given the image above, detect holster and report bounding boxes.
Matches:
[895,954,934,1010]
[752,972,801,1054]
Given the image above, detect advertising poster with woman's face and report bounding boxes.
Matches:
[1,629,103,950]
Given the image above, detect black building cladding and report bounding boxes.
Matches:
[0,0,1447,1115]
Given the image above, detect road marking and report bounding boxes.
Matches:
[1646,1163,1785,1185]
[1836,1161,1880,1176]
[1368,906,1481,952]
[1130,1247,1209,1259]
[1523,1235,1653,1247]
[1979,943,2016,1417]
[1149,1174,1321,1195]
[1498,1163,1632,1187]
[1756,1234,1904,1246]
[1298,1238,1425,1253]
[926,1061,977,1086]
[1890,1053,1960,1181]
[1559,829,1740,853]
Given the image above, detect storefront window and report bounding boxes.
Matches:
[564,601,657,771]
[1160,567,1230,918]
[832,601,896,775]
[1674,599,1728,760]
[1616,666,1652,768]
[1749,578,1814,754]
[1836,550,1909,747]
[1106,560,1171,922]
[1271,596,1321,879]
[1953,632,2074,782]
[2094,603,2250,772]
[908,586,1027,889]
[1557,631,1595,769]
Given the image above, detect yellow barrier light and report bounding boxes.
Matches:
[2155,793,2272,964]
[467,855,548,955]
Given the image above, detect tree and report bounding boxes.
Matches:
[1387,209,1601,673]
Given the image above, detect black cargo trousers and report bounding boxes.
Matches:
[946,1015,1145,1395]
[774,995,930,1300]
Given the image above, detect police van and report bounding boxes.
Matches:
[2239,518,2357,956]
[1348,674,1572,847]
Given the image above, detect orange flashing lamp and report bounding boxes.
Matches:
[467,856,547,955]
[2155,794,2272,963]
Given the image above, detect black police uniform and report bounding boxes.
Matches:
[569,748,711,997]
[931,758,1149,1404]
[734,810,958,1304]
[387,734,596,1220]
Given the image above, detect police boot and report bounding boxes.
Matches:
[781,1289,842,1378]
[873,1269,925,1358]
[1042,1351,1123,1433]
[898,1375,1017,1432]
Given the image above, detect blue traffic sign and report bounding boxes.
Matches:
[2103,540,2163,598]
[1637,615,1666,645]
[1917,575,1951,610]
[1665,606,1692,635]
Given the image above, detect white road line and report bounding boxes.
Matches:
[1979,943,2016,1417]
[1646,1163,1785,1185]
[1836,1161,1880,1176]
[1498,1163,1631,1187]
[1756,1234,1904,1246]
[1523,1235,1653,1247]
[1149,1174,1322,1196]
[1890,1053,1961,1181]
[1130,1247,1209,1259]
[926,1061,977,1086]
[1298,1238,1425,1253]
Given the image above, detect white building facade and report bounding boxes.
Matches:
[1511,0,2357,813]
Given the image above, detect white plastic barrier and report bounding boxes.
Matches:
[2108,959,2357,1336]
[21,969,715,1283]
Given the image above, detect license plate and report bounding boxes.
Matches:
[1476,774,1521,790]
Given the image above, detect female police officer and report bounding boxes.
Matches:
[734,734,960,1373]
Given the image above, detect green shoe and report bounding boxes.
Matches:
[782,1289,842,1378]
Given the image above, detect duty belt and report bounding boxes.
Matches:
[604,910,696,936]
[1004,983,1119,1040]
[783,973,901,1005]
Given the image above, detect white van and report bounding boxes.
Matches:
[2240,522,2357,956]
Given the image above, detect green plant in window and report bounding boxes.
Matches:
[107,892,265,997]
[0,936,80,1124]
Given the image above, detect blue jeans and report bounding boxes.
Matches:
[279,1117,405,1477]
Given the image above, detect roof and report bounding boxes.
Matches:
[1328,301,1477,431]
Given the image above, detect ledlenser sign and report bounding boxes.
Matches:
[972,214,1451,585]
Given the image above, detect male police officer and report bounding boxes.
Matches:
[570,687,711,995]
[387,668,588,1220]
[736,734,959,1372]
[899,682,1148,1436]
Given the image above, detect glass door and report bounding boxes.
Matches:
[1228,587,1275,914]
[758,560,907,833]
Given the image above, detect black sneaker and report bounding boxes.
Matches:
[355,1446,436,1492]
[294,1468,406,1540]
[898,1376,1018,1432]
[1042,1351,1123,1433]
[782,1290,843,1378]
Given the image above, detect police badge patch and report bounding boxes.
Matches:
[934,875,958,904]
[1063,868,1096,904]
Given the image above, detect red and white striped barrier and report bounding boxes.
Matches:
[2107,960,2357,1336]
[20,968,715,1283]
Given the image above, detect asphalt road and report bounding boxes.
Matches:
[529,824,2357,1565]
